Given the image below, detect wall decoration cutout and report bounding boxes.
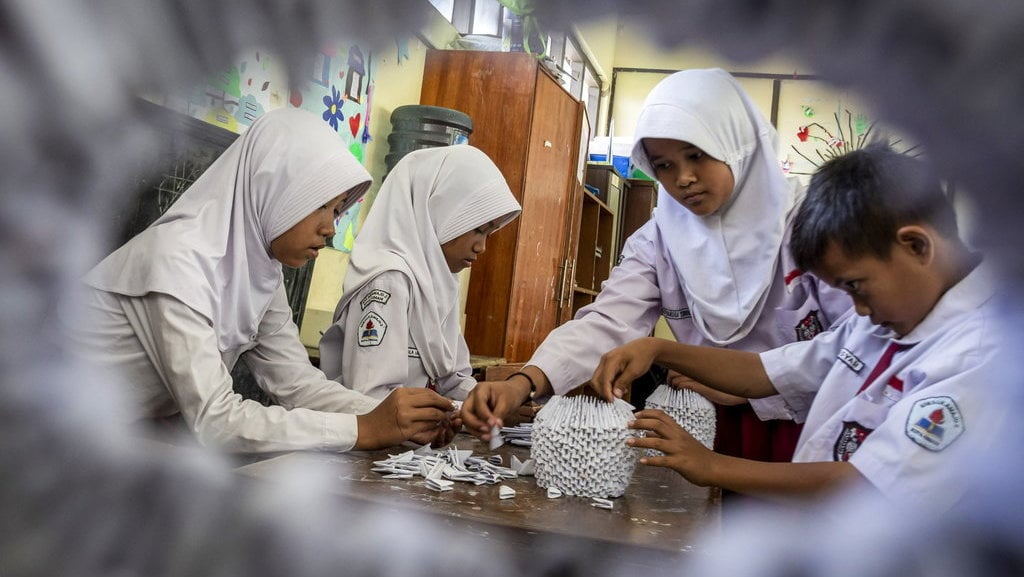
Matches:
[776,81,920,178]
[332,197,365,251]
[312,51,333,88]
[789,108,921,176]
[323,86,346,131]
[160,40,377,252]
[344,45,365,104]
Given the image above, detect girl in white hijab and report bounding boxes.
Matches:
[462,69,852,468]
[319,145,520,404]
[75,107,455,454]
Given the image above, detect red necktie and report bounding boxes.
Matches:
[857,342,913,394]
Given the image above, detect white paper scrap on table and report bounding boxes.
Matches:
[546,487,563,499]
[498,485,516,499]
[488,424,504,450]
[510,455,535,476]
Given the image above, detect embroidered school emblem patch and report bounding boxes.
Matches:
[833,421,873,461]
[360,289,391,310]
[905,396,964,451]
[837,348,864,373]
[358,312,387,347]
[794,309,824,341]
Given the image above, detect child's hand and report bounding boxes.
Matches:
[627,409,717,486]
[503,401,542,426]
[355,388,454,450]
[409,414,459,448]
[591,337,663,401]
[666,370,748,406]
[460,379,532,440]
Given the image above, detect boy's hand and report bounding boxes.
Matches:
[460,379,532,440]
[591,337,663,401]
[504,401,542,426]
[409,413,459,448]
[627,409,717,486]
[666,370,748,406]
[354,388,454,450]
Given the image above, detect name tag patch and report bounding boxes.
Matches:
[358,312,387,347]
[662,307,692,320]
[360,289,392,310]
[407,347,420,358]
[905,396,964,452]
[838,348,864,373]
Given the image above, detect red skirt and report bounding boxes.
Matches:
[713,403,802,462]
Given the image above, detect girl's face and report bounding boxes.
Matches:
[270,192,350,267]
[643,138,735,217]
[441,218,503,273]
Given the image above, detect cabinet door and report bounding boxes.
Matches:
[420,51,537,359]
[620,179,658,254]
[504,70,583,361]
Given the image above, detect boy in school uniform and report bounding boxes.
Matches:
[591,144,1001,510]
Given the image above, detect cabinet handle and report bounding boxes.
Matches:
[556,259,569,308]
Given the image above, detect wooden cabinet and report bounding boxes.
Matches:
[619,178,658,254]
[420,50,586,362]
[569,185,616,317]
[565,164,622,318]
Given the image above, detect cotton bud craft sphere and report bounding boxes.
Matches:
[530,395,640,499]
[643,384,716,455]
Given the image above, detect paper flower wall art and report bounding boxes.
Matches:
[790,109,921,175]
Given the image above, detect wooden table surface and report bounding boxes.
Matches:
[235,434,720,563]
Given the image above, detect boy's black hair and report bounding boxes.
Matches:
[791,143,959,272]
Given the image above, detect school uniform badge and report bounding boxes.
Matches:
[661,307,692,320]
[358,312,387,347]
[794,309,824,341]
[833,421,873,461]
[360,289,391,310]
[905,396,964,451]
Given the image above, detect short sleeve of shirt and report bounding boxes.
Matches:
[760,323,851,423]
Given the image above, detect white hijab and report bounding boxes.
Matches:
[631,68,798,345]
[84,107,372,351]
[323,145,520,380]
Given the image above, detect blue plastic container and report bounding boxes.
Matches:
[611,155,630,177]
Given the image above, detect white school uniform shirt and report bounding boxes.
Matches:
[528,214,852,420]
[762,259,1002,509]
[78,108,378,453]
[73,285,378,453]
[319,146,520,399]
[325,271,475,400]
